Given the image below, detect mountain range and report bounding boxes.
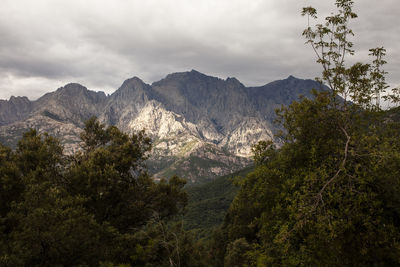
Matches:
[0,70,324,183]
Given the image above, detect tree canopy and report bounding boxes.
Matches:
[0,119,190,266]
[217,0,400,265]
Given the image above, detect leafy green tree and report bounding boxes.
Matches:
[0,144,20,262]
[0,144,21,219]
[66,118,187,233]
[129,217,208,267]
[14,130,64,181]
[1,119,190,266]
[224,238,251,267]
[5,182,108,266]
[0,130,112,266]
[220,0,400,266]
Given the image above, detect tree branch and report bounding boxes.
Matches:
[314,126,350,209]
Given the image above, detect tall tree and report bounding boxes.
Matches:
[219,0,400,265]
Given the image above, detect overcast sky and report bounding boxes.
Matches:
[0,0,399,100]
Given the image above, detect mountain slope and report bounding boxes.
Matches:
[0,96,33,125]
[0,71,322,182]
[34,83,108,127]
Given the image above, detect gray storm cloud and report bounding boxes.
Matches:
[0,0,399,99]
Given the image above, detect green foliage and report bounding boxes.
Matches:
[130,219,209,267]
[218,0,400,266]
[6,182,106,266]
[251,140,276,166]
[15,129,64,183]
[0,144,20,218]
[302,0,399,108]
[66,118,158,232]
[183,167,252,238]
[0,118,192,266]
[224,238,251,267]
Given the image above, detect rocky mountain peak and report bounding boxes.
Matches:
[54,83,84,98]
[0,71,325,183]
[100,77,152,128]
[38,84,101,108]
[50,82,102,100]
[190,69,202,74]
[112,77,150,98]
[8,95,30,103]
[154,70,221,87]
[225,77,244,88]
[0,96,32,125]
[58,82,87,92]
[120,76,146,88]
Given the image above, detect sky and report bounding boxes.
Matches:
[0,0,399,100]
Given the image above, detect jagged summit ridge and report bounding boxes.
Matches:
[0,71,321,182]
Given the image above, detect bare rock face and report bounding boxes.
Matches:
[0,115,82,154]
[0,71,322,183]
[220,118,274,157]
[34,83,108,127]
[99,77,151,129]
[0,96,32,125]
[153,143,251,183]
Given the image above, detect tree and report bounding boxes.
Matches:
[1,119,190,265]
[66,118,187,232]
[0,130,110,266]
[5,182,107,266]
[220,0,400,265]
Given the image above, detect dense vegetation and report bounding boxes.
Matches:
[0,118,196,266]
[212,0,400,265]
[183,167,252,237]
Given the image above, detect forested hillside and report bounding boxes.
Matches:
[183,167,252,237]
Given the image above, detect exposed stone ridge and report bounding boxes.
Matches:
[0,96,33,125]
[0,71,323,182]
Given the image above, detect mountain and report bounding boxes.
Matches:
[35,83,108,126]
[0,83,107,153]
[0,96,33,125]
[0,71,324,183]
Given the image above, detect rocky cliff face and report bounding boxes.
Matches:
[34,83,108,127]
[0,96,33,125]
[0,71,322,183]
